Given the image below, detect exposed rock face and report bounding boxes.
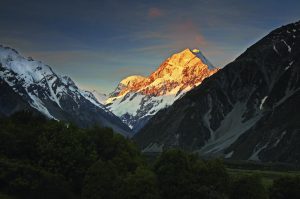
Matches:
[0,78,38,117]
[0,45,130,135]
[105,48,219,132]
[134,21,300,164]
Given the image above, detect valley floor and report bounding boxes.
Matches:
[228,168,300,189]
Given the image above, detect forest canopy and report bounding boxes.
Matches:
[0,111,299,199]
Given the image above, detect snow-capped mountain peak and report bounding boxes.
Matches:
[88,90,108,104]
[0,45,131,135]
[120,75,147,86]
[105,48,219,132]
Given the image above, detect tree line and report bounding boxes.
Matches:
[0,111,299,199]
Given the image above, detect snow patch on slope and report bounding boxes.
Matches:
[281,39,292,53]
[259,96,268,110]
[142,143,164,153]
[199,103,261,155]
[249,143,269,161]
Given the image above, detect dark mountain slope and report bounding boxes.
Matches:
[135,21,300,164]
[0,79,37,116]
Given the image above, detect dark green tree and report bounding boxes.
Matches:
[190,158,228,198]
[37,122,97,191]
[270,176,300,199]
[81,160,123,199]
[154,149,229,199]
[121,167,160,199]
[0,111,146,198]
[154,149,192,199]
[205,159,230,194]
[230,175,268,199]
[0,158,74,199]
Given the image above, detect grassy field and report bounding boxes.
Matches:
[144,153,300,189]
[227,168,300,188]
[0,193,16,199]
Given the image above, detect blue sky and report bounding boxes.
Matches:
[1,0,300,93]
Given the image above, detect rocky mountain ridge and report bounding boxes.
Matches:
[0,45,130,135]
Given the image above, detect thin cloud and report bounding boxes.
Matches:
[148,7,164,18]
[172,20,208,47]
[131,44,173,53]
[133,20,209,53]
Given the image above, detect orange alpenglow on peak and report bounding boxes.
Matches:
[105,48,220,130]
[107,48,219,99]
[167,48,198,65]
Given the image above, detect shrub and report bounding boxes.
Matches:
[230,175,268,199]
[270,176,300,199]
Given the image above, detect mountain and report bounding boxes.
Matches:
[134,21,300,164]
[0,45,130,135]
[87,89,108,104]
[105,48,219,132]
